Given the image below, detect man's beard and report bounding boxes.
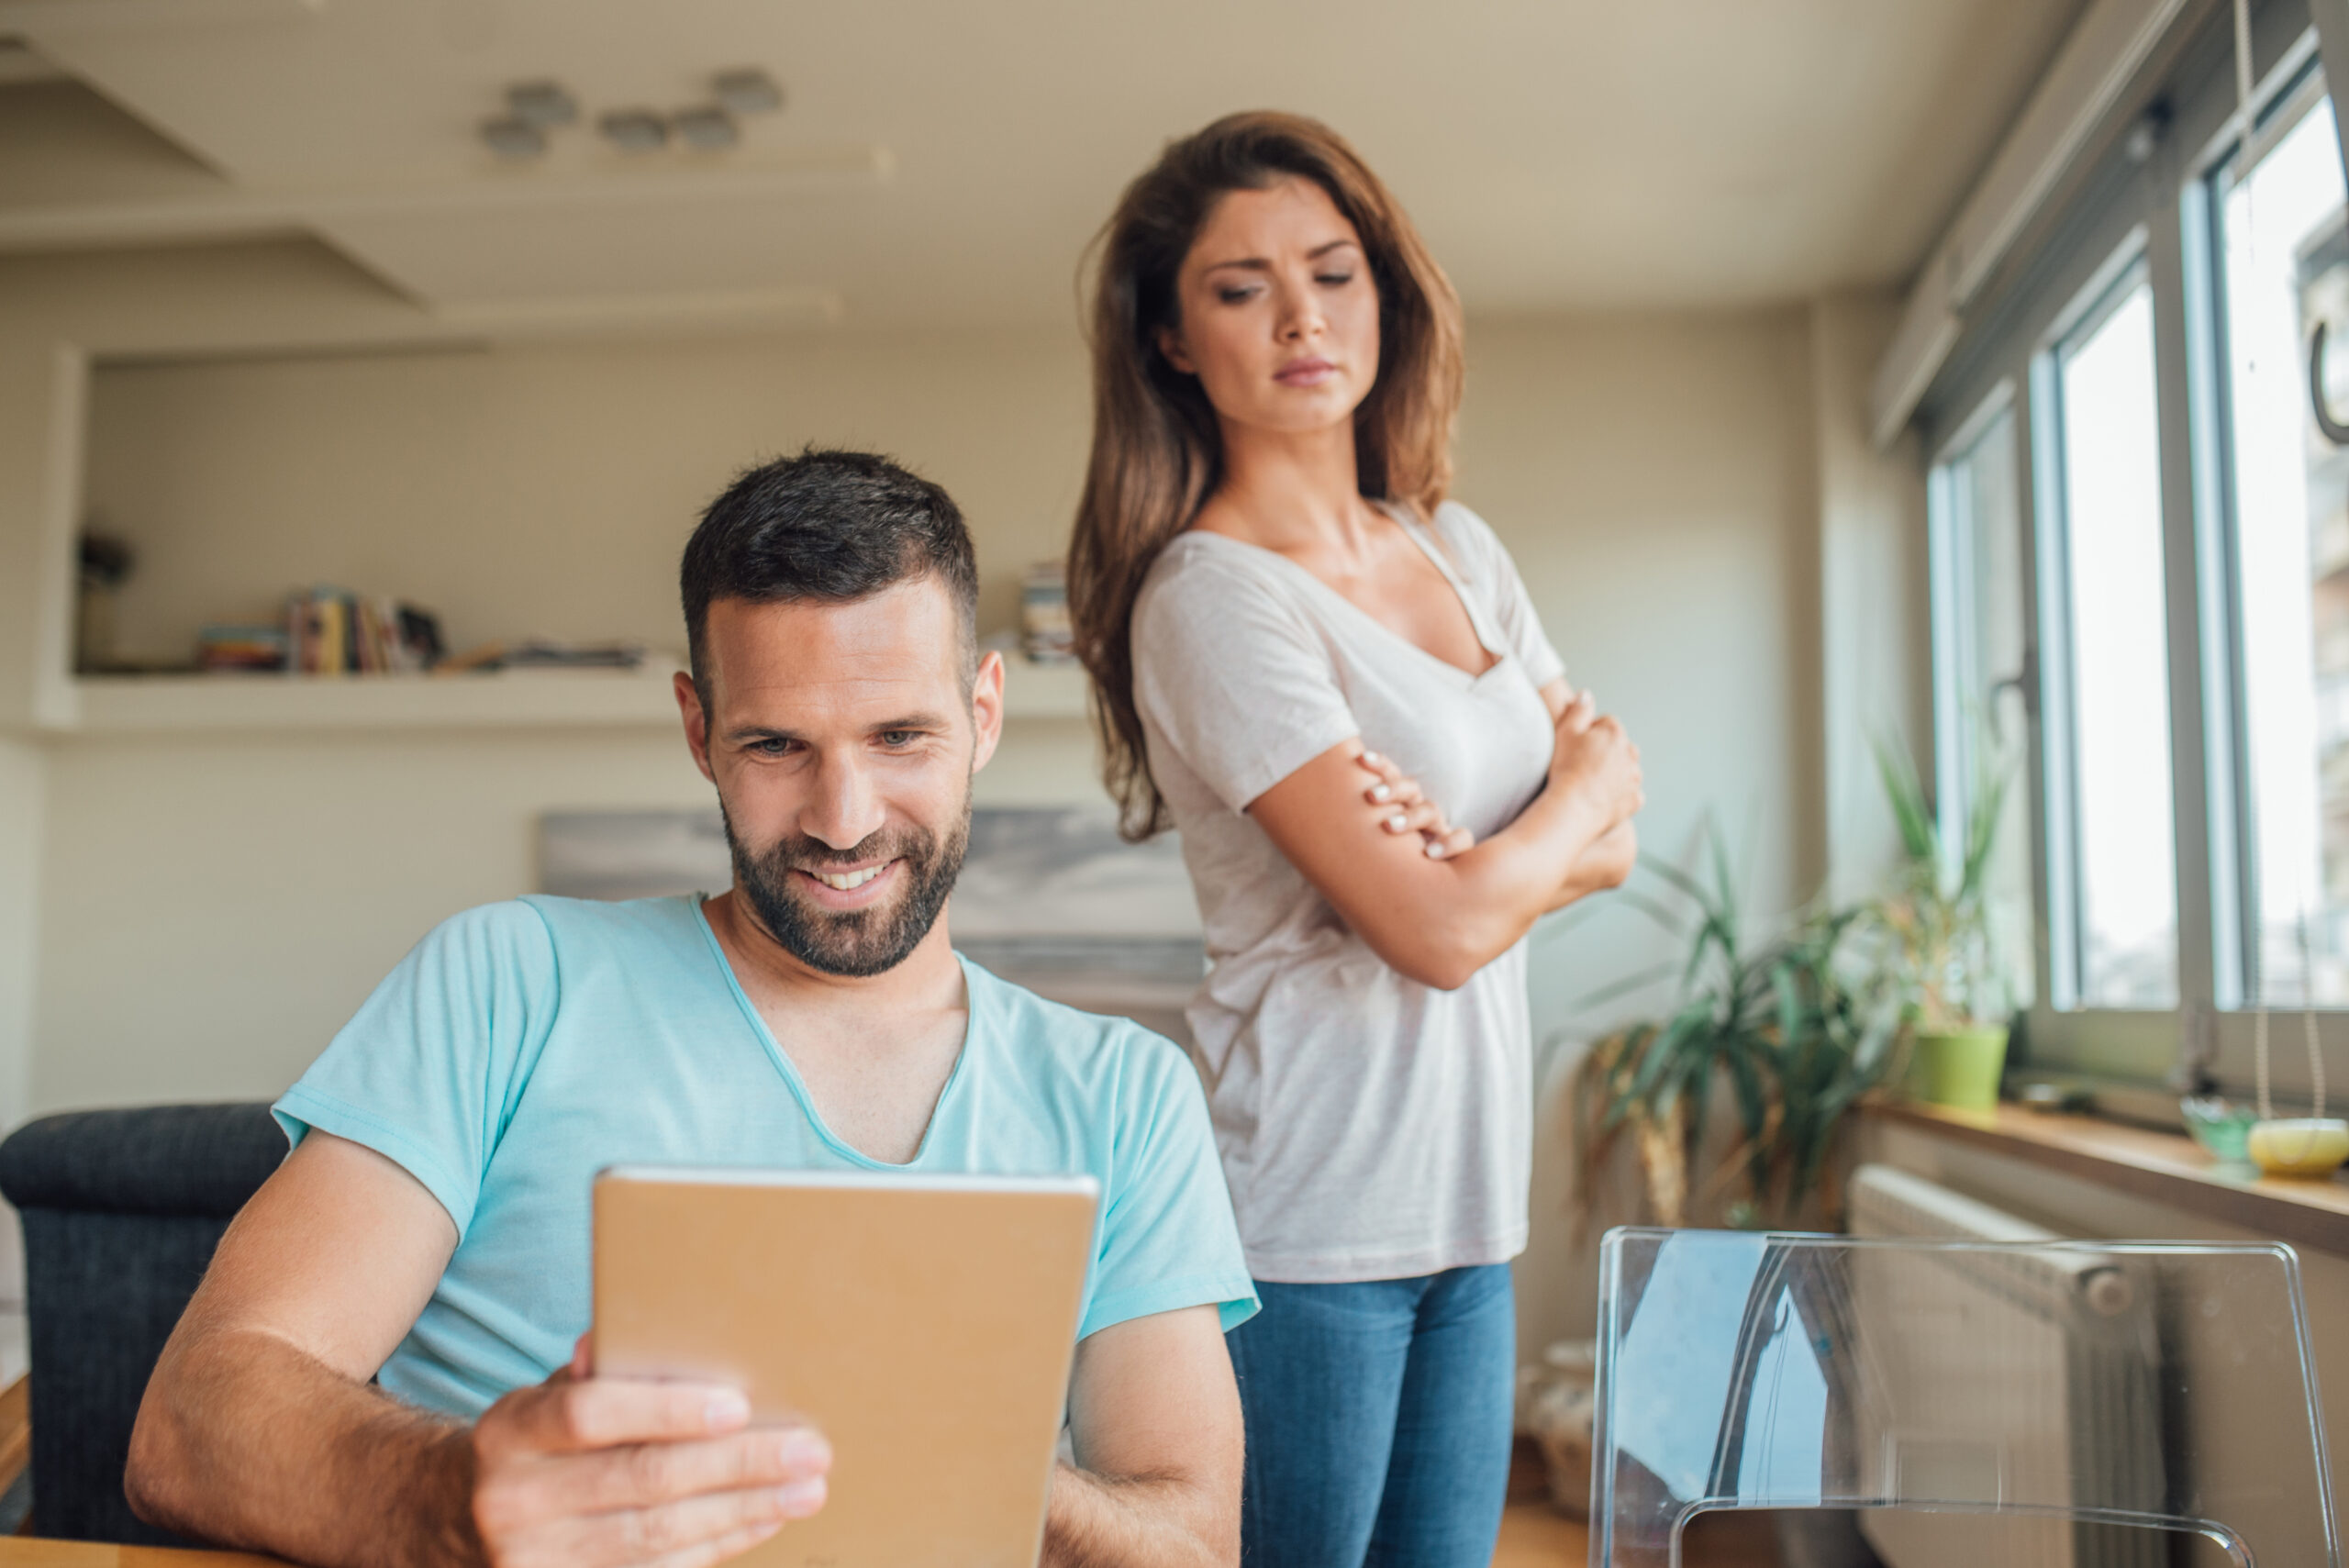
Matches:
[721,789,970,978]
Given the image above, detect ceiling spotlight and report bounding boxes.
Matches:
[674,106,739,150]
[712,68,783,116]
[506,80,577,127]
[480,115,547,160]
[598,108,669,152]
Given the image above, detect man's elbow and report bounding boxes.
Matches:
[124,1400,187,1531]
[125,1359,210,1536]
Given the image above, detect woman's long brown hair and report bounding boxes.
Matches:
[1068,111,1466,839]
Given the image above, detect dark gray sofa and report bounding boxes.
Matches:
[0,1103,284,1543]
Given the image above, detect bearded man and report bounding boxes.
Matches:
[125,450,1255,1568]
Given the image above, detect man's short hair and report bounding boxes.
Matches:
[680,447,980,698]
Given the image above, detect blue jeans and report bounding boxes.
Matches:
[1226,1263,1516,1568]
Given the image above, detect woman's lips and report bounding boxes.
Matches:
[1275,358,1338,386]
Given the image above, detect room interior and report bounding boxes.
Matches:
[1,0,2347,1562]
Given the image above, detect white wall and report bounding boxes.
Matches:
[1456,309,1846,1362]
[83,328,1095,663]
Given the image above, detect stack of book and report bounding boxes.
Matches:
[281,588,445,675]
[195,625,290,672]
[1019,561,1074,664]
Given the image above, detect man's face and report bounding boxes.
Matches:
[679,577,1002,977]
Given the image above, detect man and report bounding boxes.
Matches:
[127,450,1256,1568]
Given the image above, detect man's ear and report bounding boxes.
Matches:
[675,670,718,784]
[1156,323,1196,376]
[968,650,1006,776]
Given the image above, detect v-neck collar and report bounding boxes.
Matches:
[1184,504,1509,686]
[687,896,978,1172]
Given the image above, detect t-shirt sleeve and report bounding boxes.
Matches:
[1131,553,1359,812]
[272,901,560,1240]
[1081,1032,1259,1340]
[1439,501,1567,689]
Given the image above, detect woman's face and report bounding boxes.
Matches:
[1160,177,1380,437]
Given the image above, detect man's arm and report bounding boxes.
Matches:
[128,1132,829,1568]
[1043,1306,1241,1568]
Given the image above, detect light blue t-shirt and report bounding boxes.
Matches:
[274,894,1258,1418]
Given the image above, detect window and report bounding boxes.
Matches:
[2046,272,2182,1009]
[1911,3,2349,1098]
[2217,92,2349,1006]
[1929,400,2037,1013]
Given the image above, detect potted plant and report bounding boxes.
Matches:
[1569,825,1903,1230]
[1871,734,2017,1111]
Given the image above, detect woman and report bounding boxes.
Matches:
[1067,113,1645,1566]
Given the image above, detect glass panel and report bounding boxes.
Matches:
[1591,1226,2339,1568]
[2055,279,2181,1006]
[1932,406,2037,1012]
[2221,93,2349,1006]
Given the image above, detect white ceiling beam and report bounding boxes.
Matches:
[0,0,317,33]
[1871,0,2194,447]
[0,146,893,252]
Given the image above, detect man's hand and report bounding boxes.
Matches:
[470,1349,829,1568]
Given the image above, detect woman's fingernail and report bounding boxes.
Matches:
[706,1390,751,1429]
[1362,751,1383,767]
[1370,784,1391,802]
[1386,813,1407,831]
[1426,840,1447,859]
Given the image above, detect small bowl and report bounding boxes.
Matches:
[2247,1118,2349,1179]
[2181,1095,2259,1163]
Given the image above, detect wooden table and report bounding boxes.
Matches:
[0,1543,279,1566]
[0,1510,1596,1568]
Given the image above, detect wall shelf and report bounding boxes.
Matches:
[45,658,1092,734]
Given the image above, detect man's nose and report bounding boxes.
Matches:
[798,756,885,853]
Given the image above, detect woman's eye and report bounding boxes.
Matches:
[1217,286,1258,305]
[1317,272,1353,286]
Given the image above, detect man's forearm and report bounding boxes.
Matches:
[1042,1463,1232,1568]
[128,1325,479,1568]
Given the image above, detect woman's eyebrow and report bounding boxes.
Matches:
[1198,238,1362,275]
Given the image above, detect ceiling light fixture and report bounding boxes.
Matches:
[479,116,547,160]
[598,109,669,152]
[506,80,578,127]
[712,68,784,117]
[673,106,739,150]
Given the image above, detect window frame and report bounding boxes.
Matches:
[1915,0,2326,1099]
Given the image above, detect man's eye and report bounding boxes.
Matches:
[879,730,918,747]
[751,738,796,756]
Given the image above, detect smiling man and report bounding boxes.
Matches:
[125,450,1255,1568]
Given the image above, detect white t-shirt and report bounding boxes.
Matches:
[1131,500,1565,1283]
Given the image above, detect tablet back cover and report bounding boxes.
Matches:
[593,1169,1097,1568]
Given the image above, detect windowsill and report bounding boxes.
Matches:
[1863,1099,2349,1256]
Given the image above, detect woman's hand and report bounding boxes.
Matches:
[1353,751,1475,862]
[1546,690,1643,832]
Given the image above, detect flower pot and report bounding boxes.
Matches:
[1906,1025,2009,1110]
[1521,1339,1597,1518]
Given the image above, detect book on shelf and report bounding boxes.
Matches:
[276,588,444,676]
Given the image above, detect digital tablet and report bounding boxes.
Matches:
[593,1165,1100,1568]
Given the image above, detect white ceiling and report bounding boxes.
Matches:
[0,0,2090,328]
